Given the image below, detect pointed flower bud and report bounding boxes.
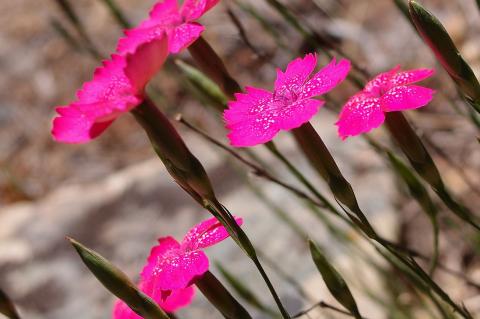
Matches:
[409,0,480,113]
[309,241,362,319]
[68,238,170,319]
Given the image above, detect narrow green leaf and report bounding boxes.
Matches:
[409,0,480,113]
[232,0,291,52]
[308,241,362,319]
[0,289,20,319]
[53,0,102,59]
[175,60,228,111]
[216,263,278,317]
[100,0,131,28]
[386,151,439,273]
[384,112,480,231]
[68,237,170,319]
[53,0,81,28]
[50,18,83,52]
[195,271,253,319]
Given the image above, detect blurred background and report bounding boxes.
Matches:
[1,0,480,318]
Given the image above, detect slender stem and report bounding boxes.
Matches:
[179,114,480,291]
[385,112,480,231]
[265,141,343,217]
[252,257,292,319]
[257,250,316,303]
[176,115,325,208]
[293,300,367,319]
[206,200,291,319]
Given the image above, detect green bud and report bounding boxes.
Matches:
[409,0,480,112]
[175,59,228,111]
[309,241,362,319]
[68,238,170,319]
[132,100,217,204]
[292,123,375,237]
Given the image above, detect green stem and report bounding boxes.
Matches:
[100,0,131,28]
[252,257,292,319]
[384,112,480,231]
[206,201,291,319]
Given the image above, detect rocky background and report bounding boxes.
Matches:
[1,0,480,318]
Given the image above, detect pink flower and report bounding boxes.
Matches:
[113,216,243,318]
[52,36,168,143]
[117,0,219,54]
[223,54,351,147]
[336,66,435,139]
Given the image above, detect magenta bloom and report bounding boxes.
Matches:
[52,37,168,143]
[224,54,351,147]
[336,66,435,139]
[117,0,219,54]
[113,216,243,317]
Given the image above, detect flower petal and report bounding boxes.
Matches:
[274,53,317,94]
[277,98,324,131]
[113,299,142,319]
[150,250,208,291]
[117,25,166,55]
[226,117,280,147]
[124,37,169,93]
[156,287,195,313]
[381,85,435,112]
[141,237,208,291]
[141,236,181,284]
[181,0,219,20]
[112,287,195,317]
[51,108,114,144]
[299,58,351,99]
[364,66,400,95]
[224,87,280,147]
[389,69,435,87]
[149,0,179,20]
[182,216,243,250]
[76,55,133,103]
[224,87,273,123]
[167,22,204,53]
[336,93,385,139]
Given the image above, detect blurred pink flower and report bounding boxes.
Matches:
[224,54,351,147]
[52,36,168,143]
[117,0,219,54]
[113,216,243,318]
[336,66,435,139]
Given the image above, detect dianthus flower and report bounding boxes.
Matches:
[117,0,219,54]
[52,37,168,143]
[113,216,243,317]
[224,54,350,147]
[336,66,435,139]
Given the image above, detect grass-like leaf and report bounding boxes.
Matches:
[68,237,170,319]
[216,263,279,317]
[309,241,363,319]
